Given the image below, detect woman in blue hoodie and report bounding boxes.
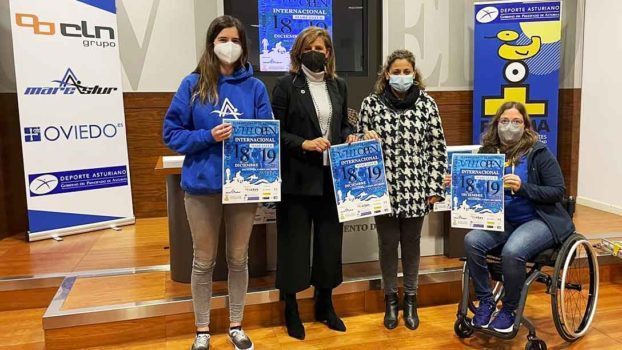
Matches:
[163,15,271,350]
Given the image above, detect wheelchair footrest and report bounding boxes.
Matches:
[461,316,520,340]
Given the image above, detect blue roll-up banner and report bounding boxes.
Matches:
[9,0,135,241]
[258,0,333,72]
[473,1,562,156]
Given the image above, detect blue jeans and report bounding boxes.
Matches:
[464,219,556,311]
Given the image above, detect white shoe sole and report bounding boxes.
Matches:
[471,319,490,328]
[228,336,254,350]
[492,325,514,333]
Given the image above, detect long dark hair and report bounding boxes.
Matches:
[193,15,248,104]
[480,101,539,163]
[373,49,425,94]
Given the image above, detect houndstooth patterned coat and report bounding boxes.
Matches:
[358,91,447,218]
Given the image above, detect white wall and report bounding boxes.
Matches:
[577,0,622,214]
[383,0,585,90]
[0,0,221,92]
[1,0,585,92]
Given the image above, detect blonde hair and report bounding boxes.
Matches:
[374,49,425,94]
[289,26,337,79]
[193,15,248,104]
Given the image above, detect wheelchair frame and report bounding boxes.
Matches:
[455,226,600,349]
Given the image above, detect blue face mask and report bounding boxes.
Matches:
[389,74,414,92]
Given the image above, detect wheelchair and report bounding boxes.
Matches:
[454,197,600,350]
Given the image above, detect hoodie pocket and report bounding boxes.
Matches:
[182,148,223,194]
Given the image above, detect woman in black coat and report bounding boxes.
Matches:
[271,26,356,340]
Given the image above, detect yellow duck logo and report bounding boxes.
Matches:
[481,29,548,119]
[495,30,542,60]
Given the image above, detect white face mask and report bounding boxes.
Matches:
[214,41,242,64]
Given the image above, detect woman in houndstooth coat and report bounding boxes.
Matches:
[358,49,447,331]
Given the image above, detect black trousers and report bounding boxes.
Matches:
[276,167,343,293]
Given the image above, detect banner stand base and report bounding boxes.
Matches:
[27,217,136,242]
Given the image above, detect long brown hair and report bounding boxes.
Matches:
[193,15,248,104]
[373,49,425,94]
[479,101,539,163]
[289,26,337,79]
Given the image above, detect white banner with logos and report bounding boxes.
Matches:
[9,0,134,241]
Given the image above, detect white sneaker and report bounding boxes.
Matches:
[228,328,254,350]
[191,333,210,350]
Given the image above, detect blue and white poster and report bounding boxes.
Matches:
[451,154,505,232]
[9,0,134,241]
[254,202,276,225]
[258,0,333,72]
[329,140,391,223]
[222,119,281,204]
[473,1,562,156]
[434,145,481,212]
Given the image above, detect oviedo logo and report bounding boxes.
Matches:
[29,174,59,195]
[24,68,118,95]
[24,123,123,143]
[15,13,116,49]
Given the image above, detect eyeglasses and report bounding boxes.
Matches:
[499,119,524,126]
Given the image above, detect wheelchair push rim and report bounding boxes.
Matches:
[551,236,599,341]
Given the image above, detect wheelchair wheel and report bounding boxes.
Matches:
[525,339,547,350]
[462,262,504,313]
[454,318,473,338]
[551,233,599,342]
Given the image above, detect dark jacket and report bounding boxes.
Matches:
[271,72,353,196]
[514,141,575,244]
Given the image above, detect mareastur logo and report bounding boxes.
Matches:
[211,98,243,119]
[15,13,116,48]
[24,68,117,95]
[24,123,123,143]
[29,174,59,195]
[476,6,499,23]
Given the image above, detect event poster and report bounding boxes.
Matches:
[254,202,276,225]
[451,154,505,232]
[473,1,562,155]
[329,139,391,223]
[434,145,481,212]
[222,119,281,204]
[258,0,333,71]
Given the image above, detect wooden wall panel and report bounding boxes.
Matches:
[0,93,27,239]
[0,89,583,237]
[558,89,581,196]
[123,93,176,218]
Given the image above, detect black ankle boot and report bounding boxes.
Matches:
[403,293,419,330]
[314,288,346,332]
[383,293,399,329]
[284,293,305,340]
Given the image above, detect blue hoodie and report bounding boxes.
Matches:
[163,63,273,195]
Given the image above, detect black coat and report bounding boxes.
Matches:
[271,72,353,196]
[514,141,575,244]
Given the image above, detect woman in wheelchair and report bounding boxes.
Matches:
[457,101,575,333]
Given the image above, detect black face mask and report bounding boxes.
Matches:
[300,51,327,73]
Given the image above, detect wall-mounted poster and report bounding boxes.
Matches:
[258,0,333,71]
